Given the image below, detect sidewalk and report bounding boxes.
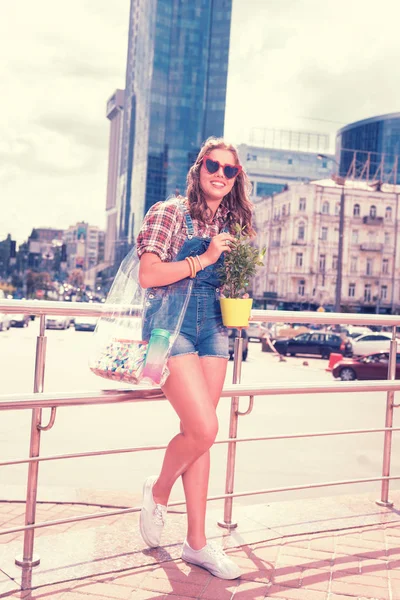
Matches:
[2,489,400,599]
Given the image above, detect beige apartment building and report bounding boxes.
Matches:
[253,180,400,313]
[64,223,105,290]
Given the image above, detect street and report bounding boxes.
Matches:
[1,321,400,508]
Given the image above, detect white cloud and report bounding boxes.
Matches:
[2,0,400,244]
[0,0,129,244]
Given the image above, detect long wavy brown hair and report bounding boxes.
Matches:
[185,137,255,236]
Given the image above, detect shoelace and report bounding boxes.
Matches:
[206,542,227,560]
[153,504,166,526]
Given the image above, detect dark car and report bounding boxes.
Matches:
[273,332,351,359]
[332,352,400,381]
[9,313,30,328]
[228,328,248,361]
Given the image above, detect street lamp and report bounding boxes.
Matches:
[318,153,345,313]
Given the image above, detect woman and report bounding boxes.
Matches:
[136,137,254,579]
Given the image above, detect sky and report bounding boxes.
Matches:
[2,0,400,244]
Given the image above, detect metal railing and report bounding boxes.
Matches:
[1,299,400,571]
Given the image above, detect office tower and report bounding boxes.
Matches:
[117,0,232,252]
[336,112,400,184]
[104,90,125,266]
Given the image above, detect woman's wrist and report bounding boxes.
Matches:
[200,251,213,268]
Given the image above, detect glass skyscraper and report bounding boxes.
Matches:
[336,112,400,184]
[117,0,232,251]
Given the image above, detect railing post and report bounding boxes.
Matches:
[15,315,47,568]
[218,330,243,530]
[376,325,397,508]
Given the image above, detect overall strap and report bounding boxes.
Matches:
[183,209,194,239]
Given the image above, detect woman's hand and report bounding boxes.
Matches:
[203,233,235,266]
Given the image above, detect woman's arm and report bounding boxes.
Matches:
[139,232,235,288]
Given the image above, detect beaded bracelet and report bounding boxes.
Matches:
[195,255,203,271]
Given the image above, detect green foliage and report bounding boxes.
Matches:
[218,224,266,299]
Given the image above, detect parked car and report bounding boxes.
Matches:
[9,313,30,327]
[45,316,71,330]
[273,331,351,359]
[0,313,11,331]
[74,316,98,332]
[247,321,266,342]
[343,326,373,339]
[332,352,400,381]
[228,328,249,361]
[349,332,393,356]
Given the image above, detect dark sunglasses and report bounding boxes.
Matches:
[201,156,242,180]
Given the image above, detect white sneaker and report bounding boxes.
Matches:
[181,540,241,580]
[139,476,167,548]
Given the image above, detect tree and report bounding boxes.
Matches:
[68,269,85,290]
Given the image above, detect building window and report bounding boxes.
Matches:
[350,256,358,273]
[322,160,327,168]
[366,258,373,275]
[348,283,356,297]
[288,158,293,165]
[385,232,390,244]
[299,197,306,211]
[332,255,338,270]
[319,254,326,272]
[352,230,359,244]
[321,227,328,241]
[296,253,303,267]
[297,222,305,240]
[287,203,291,215]
[385,206,392,220]
[382,258,389,274]
[282,204,286,216]
[370,205,377,218]
[364,284,372,302]
[335,203,340,215]
[298,279,305,296]
[322,201,330,214]
[353,203,360,217]
[381,285,388,300]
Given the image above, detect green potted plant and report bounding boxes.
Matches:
[218,224,266,327]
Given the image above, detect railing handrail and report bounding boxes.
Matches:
[2,298,400,327]
[1,379,400,411]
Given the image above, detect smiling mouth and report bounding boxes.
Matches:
[210,181,225,188]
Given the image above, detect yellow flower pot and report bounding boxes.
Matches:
[220,298,253,327]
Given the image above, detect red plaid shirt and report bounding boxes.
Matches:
[136,197,230,262]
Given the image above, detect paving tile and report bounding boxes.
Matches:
[330,578,390,599]
[233,580,269,599]
[17,584,74,599]
[130,590,165,599]
[97,570,152,589]
[300,568,331,592]
[264,584,326,598]
[309,536,335,553]
[60,593,110,600]
[332,571,388,589]
[199,577,239,599]
[358,557,389,578]
[150,562,211,587]
[68,580,134,598]
[140,573,205,598]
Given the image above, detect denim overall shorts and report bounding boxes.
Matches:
[142,209,229,359]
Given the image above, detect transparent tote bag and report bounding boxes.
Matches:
[89,247,193,386]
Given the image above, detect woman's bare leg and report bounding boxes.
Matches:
[181,356,228,549]
[152,354,219,507]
